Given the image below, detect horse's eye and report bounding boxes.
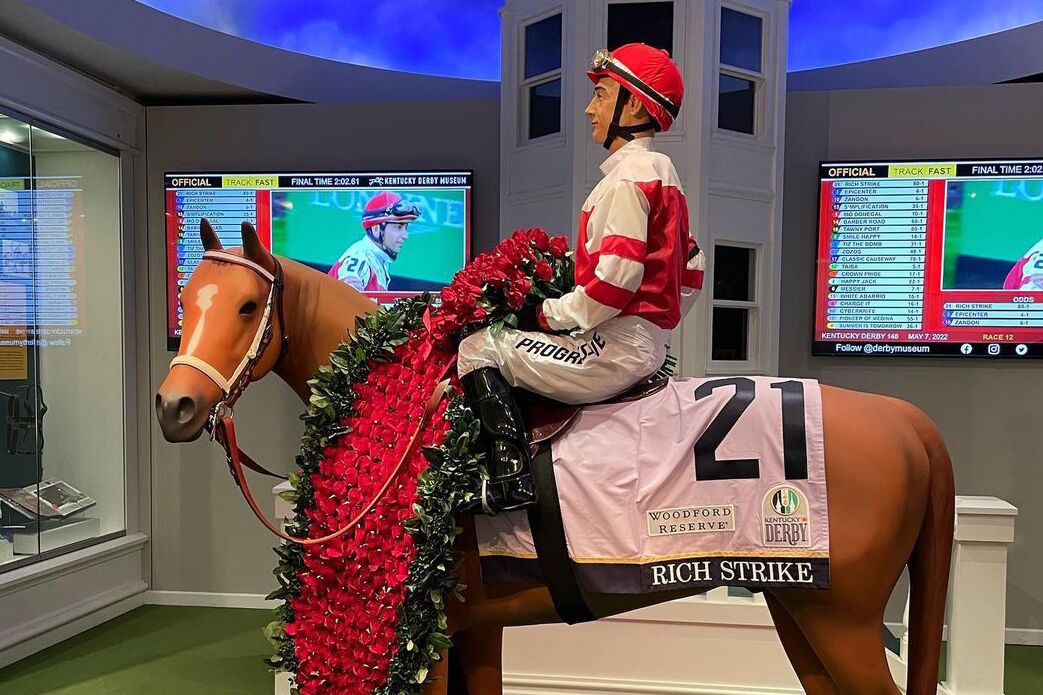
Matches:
[239,300,258,316]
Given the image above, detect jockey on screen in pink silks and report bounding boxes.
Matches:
[328,191,420,292]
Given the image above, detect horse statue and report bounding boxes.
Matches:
[156,220,954,695]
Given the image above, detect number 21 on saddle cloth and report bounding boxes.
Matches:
[475,376,830,595]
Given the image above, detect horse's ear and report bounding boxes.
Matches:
[240,220,271,267]
[200,218,222,251]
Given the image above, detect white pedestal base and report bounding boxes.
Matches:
[12,517,101,555]
[0,538,12,564]
[275,671,294,695]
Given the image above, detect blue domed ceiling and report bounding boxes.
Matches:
[136,0,504,81]
[788,0,1043,71]
[135,0,1043,79]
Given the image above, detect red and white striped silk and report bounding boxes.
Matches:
[539,138,704,333]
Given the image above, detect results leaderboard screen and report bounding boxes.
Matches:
[165,171,472,345]
[814,159,1043,358]
[0,176,84,346]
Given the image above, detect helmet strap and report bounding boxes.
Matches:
[602,87,655,150]
[368,223,399,260]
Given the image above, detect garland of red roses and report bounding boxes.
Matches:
[267,228,573,694]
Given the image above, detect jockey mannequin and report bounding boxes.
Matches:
[458,43,705,515]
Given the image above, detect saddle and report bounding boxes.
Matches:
[521,377,669,454]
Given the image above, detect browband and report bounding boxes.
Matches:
[202,250,275,283]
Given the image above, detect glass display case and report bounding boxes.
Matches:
[0,110,126,571]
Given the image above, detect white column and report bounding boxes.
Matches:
[274,672,293,695]
[945,496,1017,695]
[273,480,294,523]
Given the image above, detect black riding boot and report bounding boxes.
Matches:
[461,367,537,514]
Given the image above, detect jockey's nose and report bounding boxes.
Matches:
[155,392,200,441]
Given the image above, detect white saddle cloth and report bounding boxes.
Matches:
[474,376,831,593]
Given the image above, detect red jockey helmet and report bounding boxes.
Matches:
[361,191,421,231]
[587,43,684,133]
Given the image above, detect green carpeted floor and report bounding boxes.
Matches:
[0,606,273,695]
[0,605,1040,693]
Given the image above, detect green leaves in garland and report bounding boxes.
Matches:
[264,293,482,694]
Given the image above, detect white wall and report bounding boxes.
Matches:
[145,100,500,595]
[781,84,1043,633]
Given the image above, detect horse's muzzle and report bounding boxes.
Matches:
[155,391,207,442]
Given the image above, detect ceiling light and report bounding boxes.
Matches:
[0,129,24,145]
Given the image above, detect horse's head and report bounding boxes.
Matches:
[155,219,286,442]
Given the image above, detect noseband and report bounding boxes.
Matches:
[169,250,452,546]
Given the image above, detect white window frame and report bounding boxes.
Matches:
[716,4,766,140]
[708,241,761,374]
[520,11,563,145]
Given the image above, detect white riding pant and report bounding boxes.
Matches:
[457,315,671,405]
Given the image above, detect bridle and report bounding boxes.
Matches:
[169,250,451,546]
[171,250,289,479]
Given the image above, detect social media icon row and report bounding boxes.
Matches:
[962,343,1030,356]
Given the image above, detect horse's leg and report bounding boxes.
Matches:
[453,626,504,695]
[771,592,898,695]
[764,592,839,694]
[772,387,930,695]
[421,649,451,695]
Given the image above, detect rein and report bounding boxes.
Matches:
[170,250,452,545]
[222,375,451,545]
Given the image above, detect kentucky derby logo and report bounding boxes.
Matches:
[762,485,811,548]
[771,487,801,516]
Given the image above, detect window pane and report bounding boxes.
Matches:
[721,7,762,72]
[607,2,674,54]
[525,14,562,79]
[713,245,754,301]
[33,124,124,547]
[528,78,561,139]
[0,112,39,567]
[718,73,755,134]
[712,307,748,361]
[0,121,125,571]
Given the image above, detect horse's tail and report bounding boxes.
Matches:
[903,404,955,695]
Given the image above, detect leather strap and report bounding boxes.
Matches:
[212,418,287,480]
[170,354,234,394]
[218,375,452,545]
[526,444,596,624]
[202,250,275,282]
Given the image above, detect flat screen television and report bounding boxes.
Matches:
[165,170,472,349]
[813,158,1043,357]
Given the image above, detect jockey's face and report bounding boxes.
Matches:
[584,76,651,149]
[585,77,617,146]
[382,222,409,254]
